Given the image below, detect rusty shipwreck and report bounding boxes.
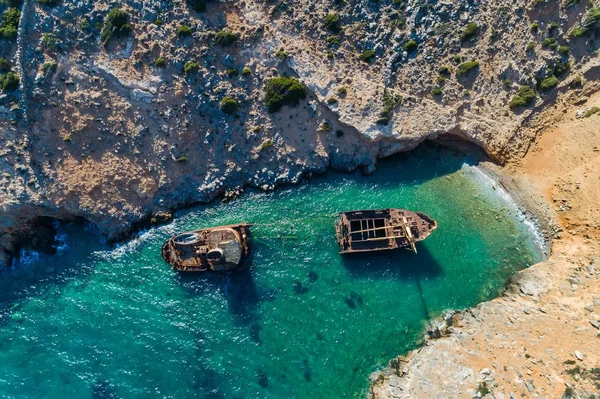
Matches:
[336,209,437,254]
[161,223,251,272]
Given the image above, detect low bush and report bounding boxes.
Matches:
[275,48,288,59]
[154,57,166,68]
[242,67,251,76]
[530,22,539,32]
[403,39,417,53]
[569,6,600,37]
[509,85,536,109]
[541,36,557,48]
[455,60,479,76]
[438,65,451,75]
[0,71,19,91]
[359,49,376,63]
[324,13,341,32]
[41,61,57,74]
[100,8,131,44]
[527,41,536,51]
[264,76,308,112]
[553,62,570,77]
[41,33,60,50]
[220,96,239,114]
[183,60,199,74]
[0,57,10,72]
[570,75,583,88]
[177,24,192,37]
[214,28,238,46]
[461,23,478,42]
[558,45,569,55]
[539,75,558,91]
[327,97,338,104]
[584,106,600,118]
[0,8,20,40]
[432,87,442,95]
[225,68,238,77]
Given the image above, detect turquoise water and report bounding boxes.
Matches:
[0,146,542,399]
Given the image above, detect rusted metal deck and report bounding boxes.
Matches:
[335,209,437,254]
[161,223,251,272]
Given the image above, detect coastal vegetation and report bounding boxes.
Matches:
[0,7,20,40]
[100,8,131,44]
[455,60,479,76]
[509,85,536,109]
[264,76,308,112]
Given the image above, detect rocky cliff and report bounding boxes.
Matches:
[0,0,599,266]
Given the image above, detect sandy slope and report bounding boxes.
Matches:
[370,92,600,399]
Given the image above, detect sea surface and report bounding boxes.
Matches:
[0,146,543,399]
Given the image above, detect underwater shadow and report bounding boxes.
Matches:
[174,259,261,327]
[341,243,444,281]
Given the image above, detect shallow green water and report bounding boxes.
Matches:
[0,146,543,399]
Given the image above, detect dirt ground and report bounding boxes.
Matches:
[370,92,600,399]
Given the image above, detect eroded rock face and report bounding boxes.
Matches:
[0,0,598,263]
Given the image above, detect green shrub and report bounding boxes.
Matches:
[570,75,583,88]
[456,60,479,76]
[325,35,341,46]
[527,41,536,51]
[324,13,341,32]
[225,68,238,77]
[177,24,192,37]
[569,26,587,38]
[0,71,19,91]
[100,8,131,44]
[539,75,558,91]
[327,97,338,104]
[275,48,288,59]
[0,8,20,40]
[359,49,376,62]
[220,96,239,114]
[530,22,539,32]
[509,85,536,109]
[260,139,273,150]
[569,6,600,37]
[554,62,570,77]
[558,45,569,54]
[584,106,600,117]
[403,39,417,53]
[214,28,238,46]
[438,65,451,75]
[176,156,187,162]
[541,36,557,49]
[41,33,60,50]
[264,76,308,112]
[460,23,478,42]
[0,58,10,72]
[432,87,442,95]
[183,60,199,74]
[154,57,166,68]
[582,6,600,29]
[548,21,559,32]
[437,75,446,84]
[41,61,57,74]
[453,55,462,63]
[337,86,347,96]
[242,67,251,76]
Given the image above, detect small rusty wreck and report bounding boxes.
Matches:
[336,209,437,254]
[161,223,251,272]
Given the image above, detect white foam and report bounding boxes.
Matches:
[465,164,547,259]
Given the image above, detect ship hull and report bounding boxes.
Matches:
[161,223,251,272]
[336,209,437,254]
